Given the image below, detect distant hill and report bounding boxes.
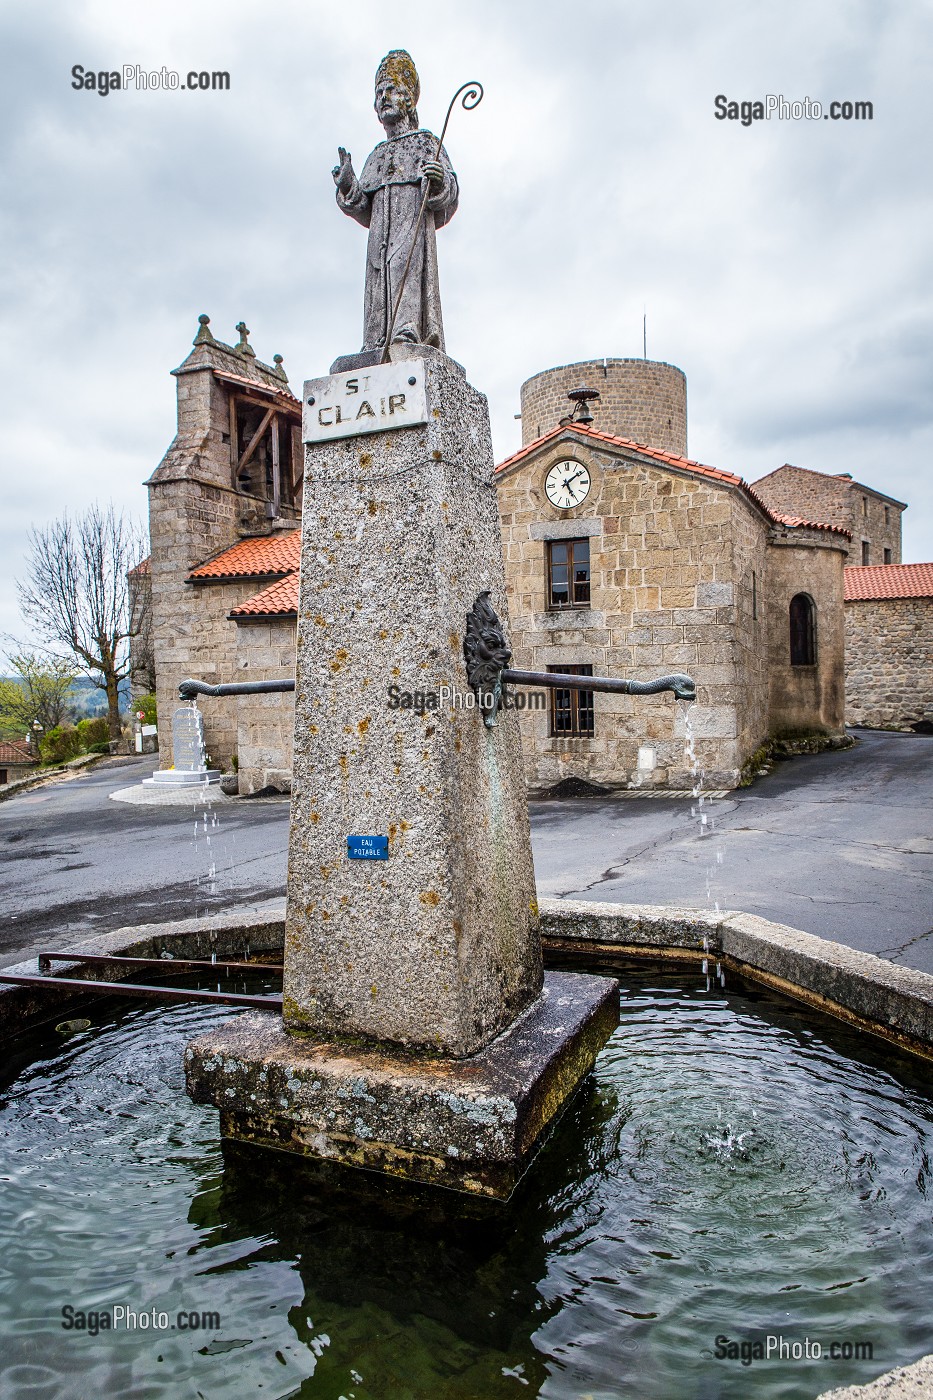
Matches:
[0,675,132,722]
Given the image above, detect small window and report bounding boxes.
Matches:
[883,548,892,565]
[884,505,890,526]
[547,538,591,609]
[861,540,870,565]
[789,594,816,667]
[0,768,7,786]
[548,664,595,737]
[752,570,758,621]
[862,495,868,517]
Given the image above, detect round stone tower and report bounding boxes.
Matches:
[520,357,687,456]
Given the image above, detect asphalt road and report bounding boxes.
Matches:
[532,730,933,972]
[0,756,287,965]
[1,732,931,972]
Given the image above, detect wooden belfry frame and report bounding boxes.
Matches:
[217,375,303,513]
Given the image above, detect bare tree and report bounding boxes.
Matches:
[127,557,155,697]
[0,648,78,739]
[17,506,150,740]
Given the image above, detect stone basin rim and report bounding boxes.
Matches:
[1,895,932,1067]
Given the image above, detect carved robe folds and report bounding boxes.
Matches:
[337,129,459,353]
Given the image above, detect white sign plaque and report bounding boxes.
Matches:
[302,360,428,444]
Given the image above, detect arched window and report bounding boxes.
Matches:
[789,593,816,666]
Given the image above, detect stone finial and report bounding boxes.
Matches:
[193,313,215,346]
[272,353,289,383]
[235,322,256,358]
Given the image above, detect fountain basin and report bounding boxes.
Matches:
[1,930,933,1399]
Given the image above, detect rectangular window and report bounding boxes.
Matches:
[548,664,595,737]
[752,570,758,621]
[884,547,892,565]
[861,540,870,565]
[547,538,591,609]
[862,495,868,517]
[884,505,890,526]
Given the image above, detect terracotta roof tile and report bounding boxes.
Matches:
[230,573,299,618]
[189,531,301,581]
[211,369,300,409]
[495,422,745,487]
[844,563,933,601]
[0,740,36,765]
[129,556,151,576]
[768,510,853,538]
[495,423,851,537]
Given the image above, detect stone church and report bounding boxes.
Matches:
[144,323,922,794]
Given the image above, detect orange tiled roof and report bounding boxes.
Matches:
[768,510,853,537]
[495,423,852,538]
[211,368,300,408]
[0,740,36,765]
[230,573,299,618]
[129,556,150,576]
[844,563,933,601]
[189,531,300,581]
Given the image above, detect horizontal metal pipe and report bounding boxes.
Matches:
[37,952,283,976]
[0,972,283,1010]
[502,668,696,700]
[178,678,295,699]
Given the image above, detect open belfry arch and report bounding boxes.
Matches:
[223,323,304,515]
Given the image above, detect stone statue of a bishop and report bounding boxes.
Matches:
[333,50,459,355]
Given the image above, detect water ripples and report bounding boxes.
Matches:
[0,977,931,1398]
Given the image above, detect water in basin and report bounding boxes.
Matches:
[1,966,931,1399]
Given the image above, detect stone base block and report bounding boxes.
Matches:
[185,971,619,1199]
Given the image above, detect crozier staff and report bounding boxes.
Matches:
[333,50,459,355]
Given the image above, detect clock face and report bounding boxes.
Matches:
[545,459,591,509]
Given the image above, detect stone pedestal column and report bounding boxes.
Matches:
[284,347,540,1056]
[186,348,618,1198]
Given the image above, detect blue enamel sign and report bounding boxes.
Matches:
[347,834,389,860]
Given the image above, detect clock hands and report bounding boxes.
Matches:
[546,462,589,507]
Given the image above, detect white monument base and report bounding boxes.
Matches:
[142,769,221,787]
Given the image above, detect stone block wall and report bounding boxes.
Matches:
[729,495,772,763]
[234,618,297,793]
[845,598,933,730]
[848,487,904,565]
[753,464,904,564]
[497,439,755,791]
[520,359,688,456]
[765,529,847,737]
[148,477,243,769]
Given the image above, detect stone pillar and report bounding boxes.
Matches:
[185,348,618,1199]
[283,347,541,1056]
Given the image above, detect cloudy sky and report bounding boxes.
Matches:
[2,0,931,645]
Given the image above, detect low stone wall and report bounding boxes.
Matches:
[845,597,933,731]
[0,901,286,1039]
[4,896,933,1066]
[817,1353,933,1399]
[537,899,933,1060]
